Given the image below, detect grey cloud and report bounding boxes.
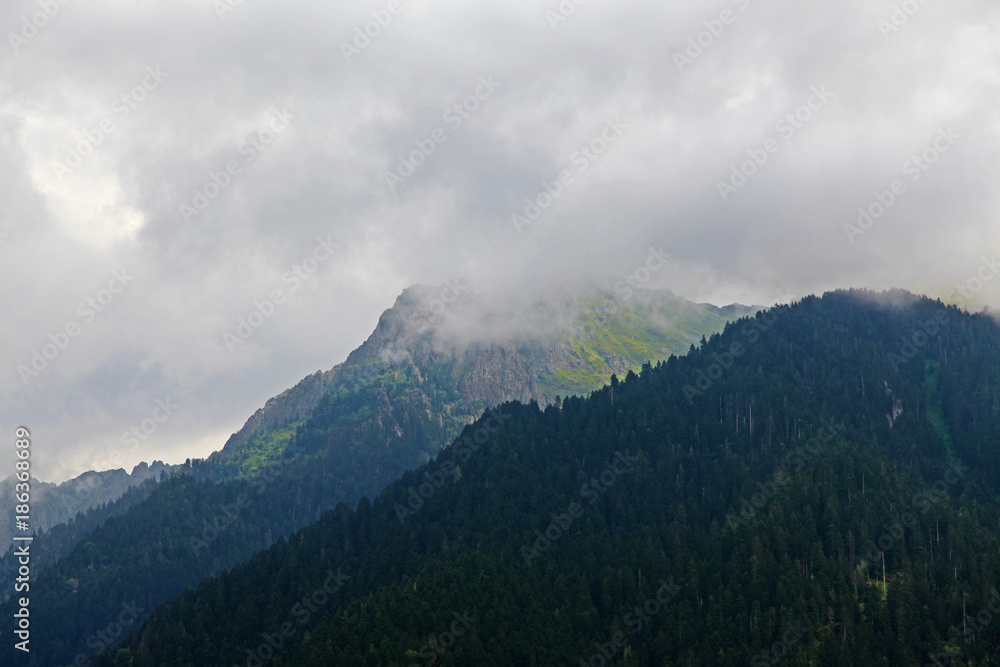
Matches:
[2,0,998,480]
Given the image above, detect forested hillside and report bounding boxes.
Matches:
[0,475,165,605]
[0,286,749,666]
[0,461,176,557]
[86,290,1000,666]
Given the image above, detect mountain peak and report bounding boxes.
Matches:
[209,283,757,477]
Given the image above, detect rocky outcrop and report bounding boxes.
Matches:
[211,283,759,474]
[0,460,177,554]
[216,366,340,464]
[455,343,540,407]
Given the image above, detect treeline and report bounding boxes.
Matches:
[0,476,164,606]
[90,290,1000,665]
[0,353,487,666]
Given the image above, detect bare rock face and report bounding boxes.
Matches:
[0,285,757,564]
[210,283,758,475]
[455,343,540,407]
[216,366,340,464]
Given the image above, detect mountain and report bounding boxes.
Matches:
[210,284,757,477]
[0,285,753,665]
[0,474,168,604]
[88,290,1000,666]
[0,461,177,557]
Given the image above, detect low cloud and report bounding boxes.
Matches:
[2,0,998,480]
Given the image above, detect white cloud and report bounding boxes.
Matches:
[2,0,999,481]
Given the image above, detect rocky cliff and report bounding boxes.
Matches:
[209,284,758,476]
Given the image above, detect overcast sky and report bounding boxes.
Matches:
[2,0,999,482]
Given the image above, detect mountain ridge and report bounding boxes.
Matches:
[0,460,177,557]
[87,288,1000,666]
[0,283,757,665]
[209,284,759,477]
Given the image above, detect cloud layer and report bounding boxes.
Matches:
[2,0,999,481]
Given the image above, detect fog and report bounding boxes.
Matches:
[2,0,998,481]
